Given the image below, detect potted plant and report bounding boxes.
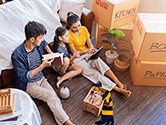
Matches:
[101,29,129,64]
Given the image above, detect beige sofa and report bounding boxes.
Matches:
[0,1,94,87]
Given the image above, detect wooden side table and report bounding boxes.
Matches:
[0,0,7,4]
[0,0,3,4]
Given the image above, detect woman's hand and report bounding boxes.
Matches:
[87,48,97,54]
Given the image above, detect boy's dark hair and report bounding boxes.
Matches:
[67,11,80,27]
[53,26,67,52]
[25,21,47,40]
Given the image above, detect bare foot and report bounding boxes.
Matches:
[68,77,73,80]
[117,82,127,90]
[57,76,60,81]
[56,76,61,88]
[64,119,74,125]
[120,89,131,98]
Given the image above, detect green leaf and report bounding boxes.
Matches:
[114,29,125,36]
[121,33,125,37]
[106,33,113,39]
[108,29,115,34]
[109,38,113,41]
[118,38,129,43]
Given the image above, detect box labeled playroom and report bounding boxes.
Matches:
[131,13,166,61]
[130,50,166,87]
[96,22,134,50]
[83,87,107,116]
[91,0,140,30]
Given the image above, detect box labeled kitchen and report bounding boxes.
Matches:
[92,0,140,30]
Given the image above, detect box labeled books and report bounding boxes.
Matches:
[42,53,64,66]
[92,0,140,30]
[131,13,166,61]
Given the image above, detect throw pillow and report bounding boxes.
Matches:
[41,0,61,13]
[58,0,86,23]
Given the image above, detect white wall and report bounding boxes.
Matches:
[138,0,166,13]
[84,0,92,10]
[84,0,166,13]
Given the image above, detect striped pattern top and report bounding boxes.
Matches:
[27,47,44,83]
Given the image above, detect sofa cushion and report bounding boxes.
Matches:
[0,0,62,75]
[58,0,86,23]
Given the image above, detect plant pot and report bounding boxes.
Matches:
[105,50,118,64]
[114,53,131,71]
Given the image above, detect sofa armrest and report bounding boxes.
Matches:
[81,8,94,34]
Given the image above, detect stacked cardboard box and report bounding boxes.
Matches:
[130,13,166,86]
[92,0,166,86]
[92,0,140,50]
[92,0,140,30]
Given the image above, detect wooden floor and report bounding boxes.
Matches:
[3,22,166,125]
[4,50,166,125]
[36,50,166,125]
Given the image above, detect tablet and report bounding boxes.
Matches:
[86,46,103,62]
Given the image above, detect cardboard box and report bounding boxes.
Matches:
[96,22,134,50]
[83,87,107,116]
[92,0,140,30]
[130,50,166,87]
[131,13,166,61]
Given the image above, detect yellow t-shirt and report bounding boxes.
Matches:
[69,26,90,52]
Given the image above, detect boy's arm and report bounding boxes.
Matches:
[44,45,53,54]
[31,58,53,77]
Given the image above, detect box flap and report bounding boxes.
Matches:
[117,22,134,29]
[138,13,166,33]
[108,0,130,4]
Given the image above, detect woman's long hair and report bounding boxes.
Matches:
[67,11,80,29]
[53,27,67,52]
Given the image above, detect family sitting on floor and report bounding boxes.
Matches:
[11,12,131,125]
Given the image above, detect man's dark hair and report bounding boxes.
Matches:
[25,21,47,40]
[67,11,80,27]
